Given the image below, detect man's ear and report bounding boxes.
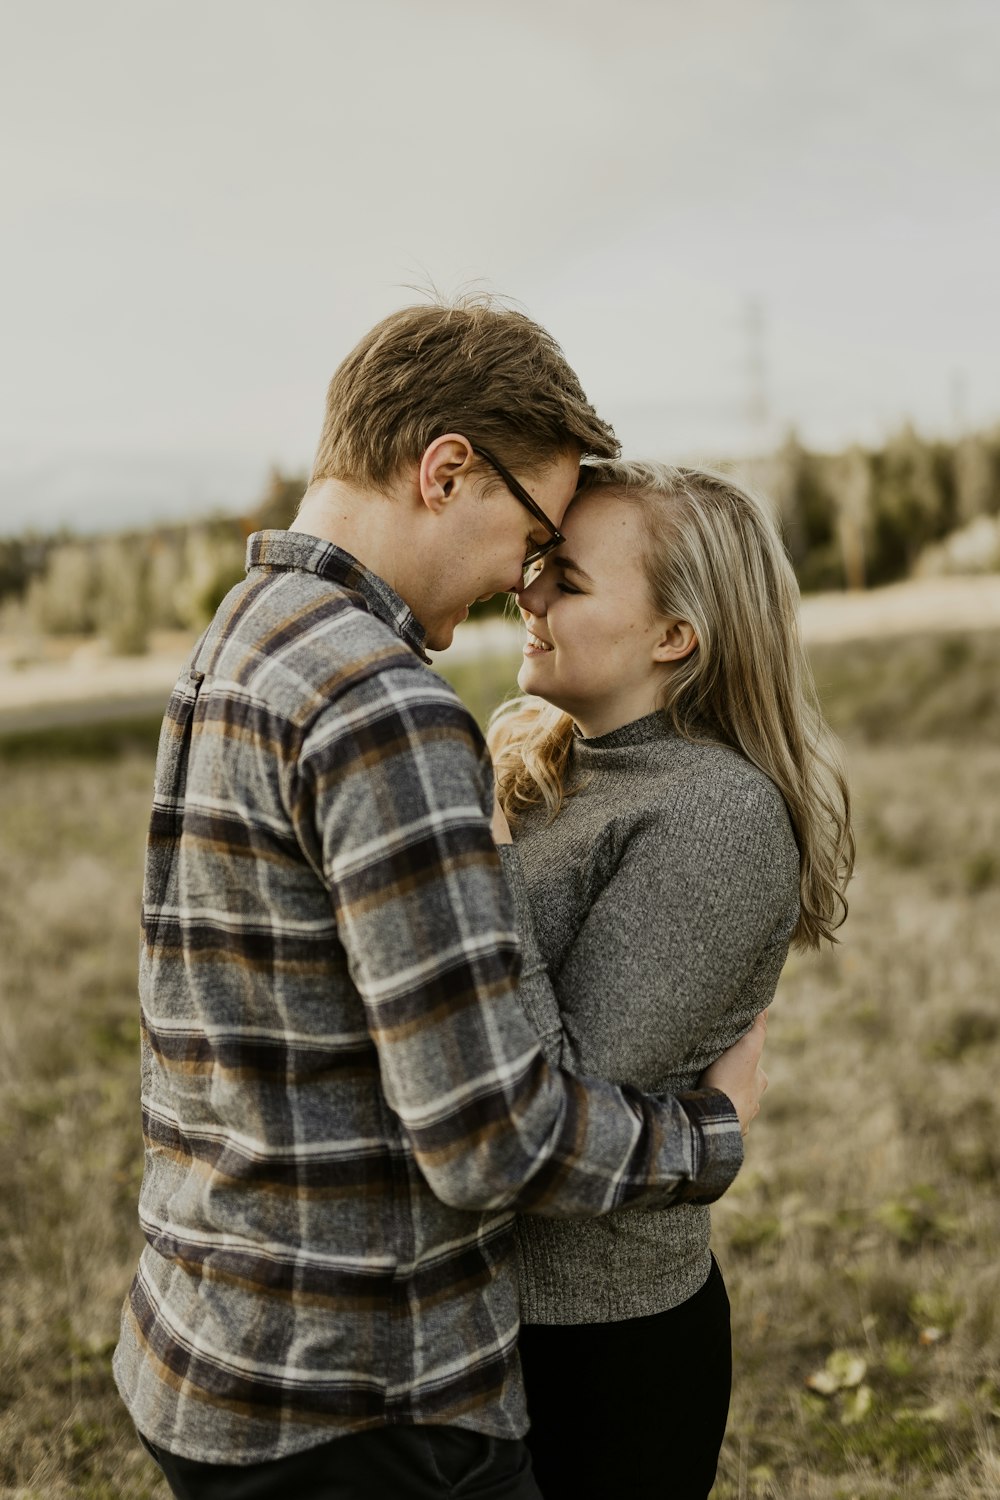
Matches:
[652,618,698,663]
[418,434,476,513]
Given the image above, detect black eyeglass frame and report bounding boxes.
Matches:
[472,444,567,570]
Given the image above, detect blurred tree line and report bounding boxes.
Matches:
[0,470,304,655]
[2,428,999,654]
[752,421,1000,590]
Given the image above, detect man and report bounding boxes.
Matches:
[114,298,767,1499]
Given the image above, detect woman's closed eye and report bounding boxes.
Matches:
[557,582,583,594]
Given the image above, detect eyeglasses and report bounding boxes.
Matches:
[473,445,566,576]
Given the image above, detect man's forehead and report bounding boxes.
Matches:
[541,451,584,506]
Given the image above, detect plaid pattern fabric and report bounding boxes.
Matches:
[113,530,743,1464]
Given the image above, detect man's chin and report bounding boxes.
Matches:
[425,621,458,654]
[425,606,473,654]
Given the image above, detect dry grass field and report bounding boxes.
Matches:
[0,629,998,1498]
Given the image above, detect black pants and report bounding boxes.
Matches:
[517,1256,732,1500]
[139,1424,542,1500]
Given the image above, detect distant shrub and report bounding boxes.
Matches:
[96,536,150,654]
[964,851,999,893]
[928,1008,999,1059]
[726,1211,783,1256]
[25,542,100,634]
[909,1288,963,1337]
[875,1188,958,1251]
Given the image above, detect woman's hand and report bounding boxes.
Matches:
[492,790,513,845]
[700,1011,769,1137]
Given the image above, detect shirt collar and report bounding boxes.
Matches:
[245,530,430,663]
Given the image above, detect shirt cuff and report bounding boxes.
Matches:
[674,1087,745,1204]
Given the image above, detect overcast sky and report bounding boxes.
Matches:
[2,0,998,532]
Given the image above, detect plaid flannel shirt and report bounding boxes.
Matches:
[113,530,743,1464]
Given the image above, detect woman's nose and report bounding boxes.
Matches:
[515,575,547,615]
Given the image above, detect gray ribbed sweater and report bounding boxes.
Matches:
[505,710,800,1324]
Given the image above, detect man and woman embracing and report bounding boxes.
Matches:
[114,299,852,1499]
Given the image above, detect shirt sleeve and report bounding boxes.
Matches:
[294,667,743,1216]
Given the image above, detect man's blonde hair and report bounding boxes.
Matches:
[310,297,619,489]
[489,462,855,950]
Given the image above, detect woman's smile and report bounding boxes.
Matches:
[523,628,553,656]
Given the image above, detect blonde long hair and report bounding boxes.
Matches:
[488,461,855,950]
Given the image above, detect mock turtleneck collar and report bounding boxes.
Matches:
[572,709,678,754]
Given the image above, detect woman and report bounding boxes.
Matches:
[488,461,854,1499]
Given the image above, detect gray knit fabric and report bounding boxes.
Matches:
[506,710,801,1324]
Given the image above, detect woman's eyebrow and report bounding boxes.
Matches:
[552,555,594,583]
